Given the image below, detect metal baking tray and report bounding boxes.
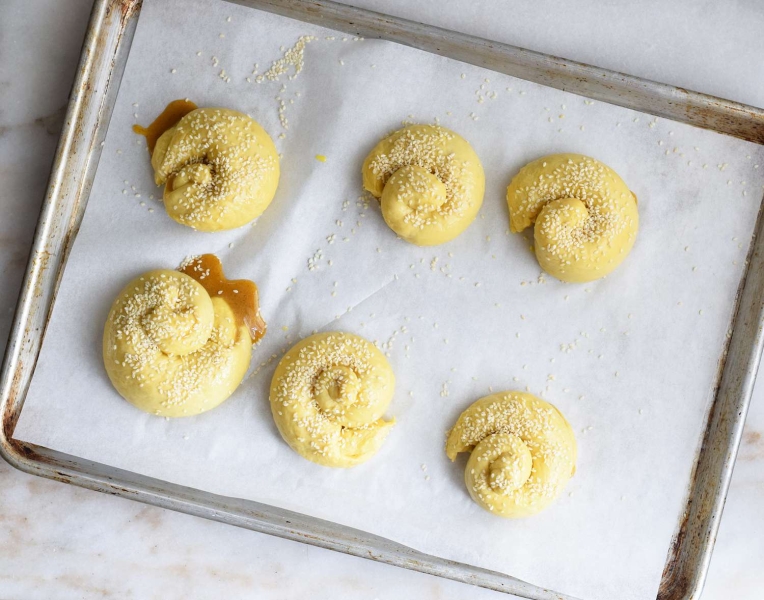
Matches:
[2,0,763,598]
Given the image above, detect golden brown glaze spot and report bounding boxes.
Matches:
[179,254,267,344]
[133,99,198,154]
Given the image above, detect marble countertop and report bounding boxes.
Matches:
[1,1,763,598]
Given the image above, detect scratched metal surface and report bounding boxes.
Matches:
[1,1,763,599]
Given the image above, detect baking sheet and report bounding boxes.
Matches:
[13,0,764,598]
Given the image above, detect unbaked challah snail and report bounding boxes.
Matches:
[135,101,280,231]
[446,391,577,518]
[363,125,485,246]
[269,332,395,467]
[506,153,638,283]
[102,254,265,417]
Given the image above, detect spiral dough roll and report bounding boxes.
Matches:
[506,153,638,283]
[446,391,576,518]
[269,332,395,467]
[103,270,252,417]
[362,125,485,246]
[151,108,280,231]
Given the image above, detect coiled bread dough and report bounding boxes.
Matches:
[269,332,395,467]
[151,107,280,231]
[362,125,485,246]
[506,154,638,282]
[103,269,252,417]
[446,391,577,518]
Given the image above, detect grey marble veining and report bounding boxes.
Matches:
[0,1,762,598]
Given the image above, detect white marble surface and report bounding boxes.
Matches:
[0,1,763,598]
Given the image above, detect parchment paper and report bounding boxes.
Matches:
[14,0,764,598]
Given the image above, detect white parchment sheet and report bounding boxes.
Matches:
[14,0,764,598]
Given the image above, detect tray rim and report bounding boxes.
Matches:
[2,0,764,598]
